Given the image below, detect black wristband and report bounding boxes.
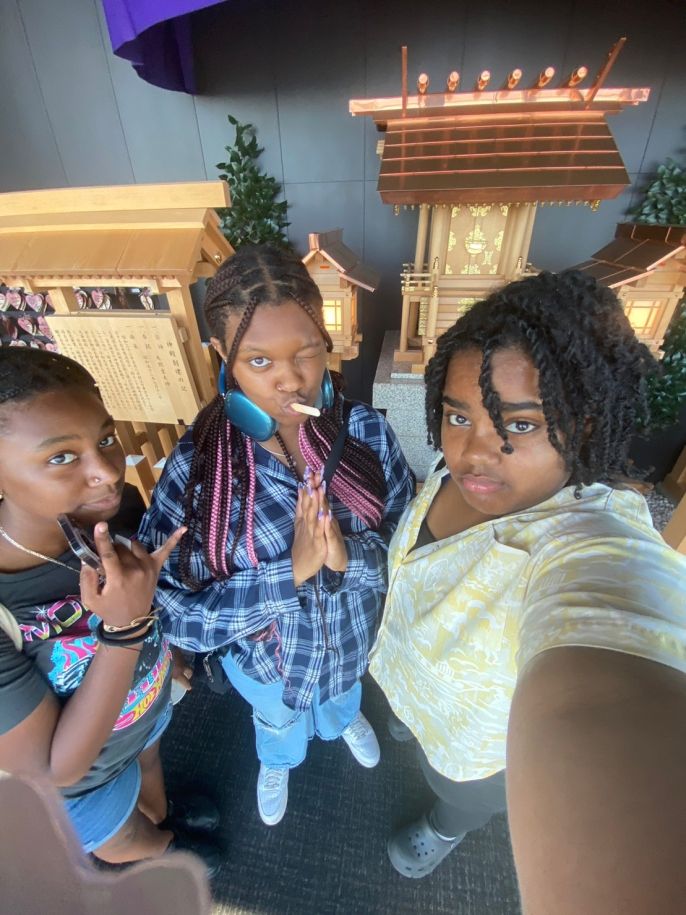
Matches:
[95,620,153,647]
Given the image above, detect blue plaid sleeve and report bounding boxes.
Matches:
[138,436,304,652]
[327,405,415,593]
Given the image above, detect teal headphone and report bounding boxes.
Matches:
[218,363,334,441]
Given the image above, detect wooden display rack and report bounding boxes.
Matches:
[0,181,233,504]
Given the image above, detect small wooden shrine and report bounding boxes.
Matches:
[0,181,233,503]
[351,38,650,371]
[303,229,380,371]
[572,222,686,355]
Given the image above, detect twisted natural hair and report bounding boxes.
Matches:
[178,244,386,589]
[0,348,99,434]
[424,270,658,490]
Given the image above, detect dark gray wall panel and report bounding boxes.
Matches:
[0,0,67,191]
[17,0,133,186]
[529,181,636,271]
[0,0,682,401]
[93,1,207,184]
[274,0,366,184]
[284,179,364,257]
[192,1,284,186]
[460,3,572,92]
[563,0,677,176]
[641,45,686,173]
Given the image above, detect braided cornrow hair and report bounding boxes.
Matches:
[178,244,386,590]
[0,348,99,434]
[424,270,658,490]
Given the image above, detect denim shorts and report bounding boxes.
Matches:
[64,701,173,853]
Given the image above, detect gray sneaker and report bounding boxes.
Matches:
[341,712,381,768]
[387,814,465,878]
[257,764,289,826]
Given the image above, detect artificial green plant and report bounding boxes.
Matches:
[647,302,686,430]
[632,158,686,226]
[216,115,290,249]
[629,157,686,429]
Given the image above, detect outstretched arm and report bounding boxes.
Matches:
[507,646,686,915]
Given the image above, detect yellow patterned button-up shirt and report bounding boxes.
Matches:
[370,467,686,782]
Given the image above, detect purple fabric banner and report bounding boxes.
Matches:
[102,0,227,93]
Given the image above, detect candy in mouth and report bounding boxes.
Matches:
[290,402,321,417]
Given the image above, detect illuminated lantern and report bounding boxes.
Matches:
[303,229,380,372]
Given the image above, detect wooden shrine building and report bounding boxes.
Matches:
[303,229,380,371]
[350,38,650,371]
[0,181,233,503]
[572,222,686,355]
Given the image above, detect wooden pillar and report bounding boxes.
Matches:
[125,455,157,507]
[414,204,430,271]
[500,205,529,278]
[427,206,451,275]
[115,422,141,456]
[398,292,411,354]
[48,287,79,314]
[519,204,537,271]
[164,285,215,405]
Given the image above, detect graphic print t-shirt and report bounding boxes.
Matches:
[0,499,171,798]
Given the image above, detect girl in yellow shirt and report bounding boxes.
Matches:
[370,270,686,913]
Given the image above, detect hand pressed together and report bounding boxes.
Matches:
[291,470,348,586]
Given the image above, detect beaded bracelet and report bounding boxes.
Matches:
[102,610,158,634]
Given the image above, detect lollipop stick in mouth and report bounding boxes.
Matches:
[291,403,321,417]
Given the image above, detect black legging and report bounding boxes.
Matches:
[418,744,507,839]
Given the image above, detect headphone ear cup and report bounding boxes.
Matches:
[315,368,335,410]
[223,390,278,441]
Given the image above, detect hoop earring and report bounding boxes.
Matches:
[218,361,278,442]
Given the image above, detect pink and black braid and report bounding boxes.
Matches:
[177,244,387,590]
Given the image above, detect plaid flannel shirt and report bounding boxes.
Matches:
[137,402,415,711]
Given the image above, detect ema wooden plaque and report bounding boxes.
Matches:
[48,313,202,424]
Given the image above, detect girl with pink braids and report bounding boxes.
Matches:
[138,244,414,826]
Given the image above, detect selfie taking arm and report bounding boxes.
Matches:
[508,646,686,915]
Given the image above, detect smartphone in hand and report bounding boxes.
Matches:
[57,514,104,575]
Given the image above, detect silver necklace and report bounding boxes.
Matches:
[257,439,300,479]
[0,523,78,573]
[258,442,285,458]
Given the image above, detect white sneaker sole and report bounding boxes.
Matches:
[342,737,381,768]
[257,791,288,826]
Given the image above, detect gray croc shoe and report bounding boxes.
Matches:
[387,713,414,743]
[387,814,464,878]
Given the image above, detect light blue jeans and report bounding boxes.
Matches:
[222,652,361,769]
